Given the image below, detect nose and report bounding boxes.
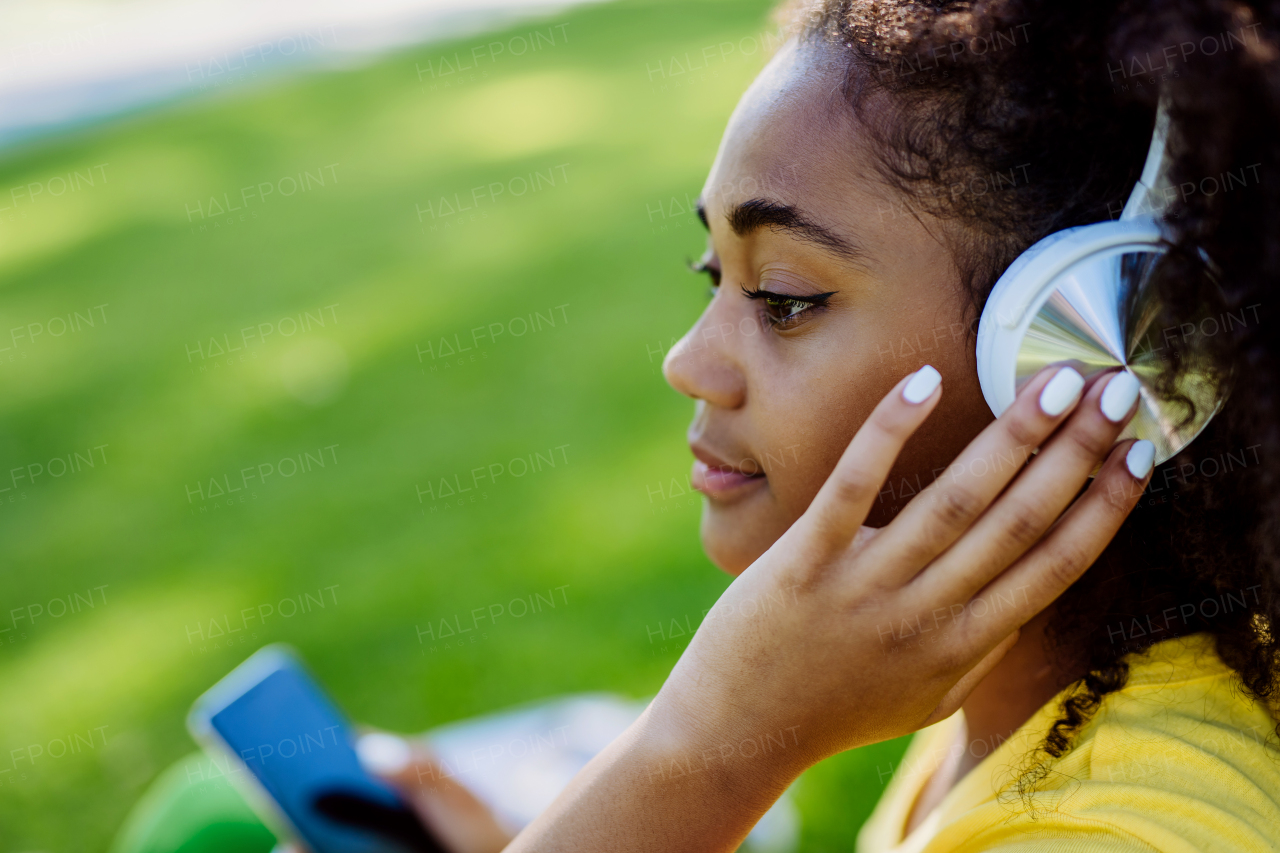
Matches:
[662,298,747,410]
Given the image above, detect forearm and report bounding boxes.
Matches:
[505,700,808,853]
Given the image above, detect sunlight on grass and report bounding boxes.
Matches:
[441,71,610,158]
[0,2,909,850]
[0,582,250,738]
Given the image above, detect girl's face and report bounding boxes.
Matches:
[664,39,995,574]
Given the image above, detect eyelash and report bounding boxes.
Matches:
[689,260,833,330]
[689,258,721,294]
[740,286,835,330]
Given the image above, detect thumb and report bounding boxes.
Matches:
[356,732,514,853]
[356,731,480,798]
[356,731,429,785]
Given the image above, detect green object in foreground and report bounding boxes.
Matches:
[109,752,275,853]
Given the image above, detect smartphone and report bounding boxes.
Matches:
[187,644,443,853]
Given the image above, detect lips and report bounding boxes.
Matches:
[689,444,766,499]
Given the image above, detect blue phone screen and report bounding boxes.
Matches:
[210,665,418,853]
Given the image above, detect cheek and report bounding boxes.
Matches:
[751,330,991,527]
[696,366,875,576]
[750,367,877,522]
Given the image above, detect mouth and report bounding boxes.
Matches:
[689,444,767,500]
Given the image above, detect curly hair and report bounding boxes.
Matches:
[776,0,1280,798]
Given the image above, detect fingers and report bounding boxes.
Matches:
[357,731,419,783]
[357,730,480,805]
[929,369,1141,602]
[967,437,1154,647]
[806,365,943,546]
[869,364,1087,579]
[356,732,473,802]
[356,732,514,853]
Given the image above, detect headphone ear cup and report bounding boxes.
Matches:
[977,225,1092,416]
[975,218,1167,418]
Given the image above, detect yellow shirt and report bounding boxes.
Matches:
[857,633,1280,853]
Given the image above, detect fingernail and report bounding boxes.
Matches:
[902,365,942,404]
[356,733,411,775]
[1100,371,1142,423]
[1126,440,1155,479]
[1039,367,1085,416]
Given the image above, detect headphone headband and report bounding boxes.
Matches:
[1120,94,1173,221]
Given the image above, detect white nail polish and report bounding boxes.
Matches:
[1126,440,1155,479]
[1039,367,1085,416]
[902,365,942,404]
[1100,371,1142,423]
[356,732,412,775]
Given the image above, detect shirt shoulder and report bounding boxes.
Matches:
[924,635,1280,853]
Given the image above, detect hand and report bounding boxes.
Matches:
[505,363,1152,853]
[355,732,514,853]
[273,731,514,853]
[656,363,1151,767]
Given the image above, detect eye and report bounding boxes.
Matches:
[741,286,834,331]
[689,257,721,297]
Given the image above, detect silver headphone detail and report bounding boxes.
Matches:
[975,98,1227,466]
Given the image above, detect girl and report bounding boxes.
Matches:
[502,0,1280,850]
[124,1,1280,850]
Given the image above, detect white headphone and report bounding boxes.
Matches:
[974,98,1224,465]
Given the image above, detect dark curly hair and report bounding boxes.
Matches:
[777,0,1280,797]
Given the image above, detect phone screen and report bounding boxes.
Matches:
[205,659,436,853]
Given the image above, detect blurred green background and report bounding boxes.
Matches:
[0,0,908,849]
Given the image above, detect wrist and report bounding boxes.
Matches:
[638,691,814,806]
[506,691,814,852]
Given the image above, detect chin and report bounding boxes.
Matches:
[697,498,785,576]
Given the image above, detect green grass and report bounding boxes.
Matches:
[0,1,908,849]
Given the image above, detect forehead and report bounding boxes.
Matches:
[701,39,889,219]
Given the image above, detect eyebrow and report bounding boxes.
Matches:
[696,197,865,264]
